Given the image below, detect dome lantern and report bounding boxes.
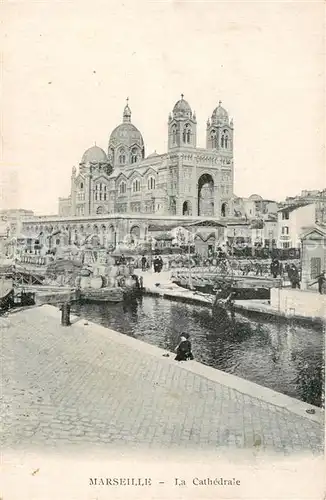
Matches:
[123,97,132,123]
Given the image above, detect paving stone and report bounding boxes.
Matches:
[1,306,324,456]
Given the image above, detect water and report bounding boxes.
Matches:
[71,296,324,407]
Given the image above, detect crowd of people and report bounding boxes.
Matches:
[118,252,326,294]
[140,254,164,273]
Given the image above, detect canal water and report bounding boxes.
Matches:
[71,296,324,408]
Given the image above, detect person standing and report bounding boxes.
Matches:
[288,264,300,289]
[317,270,326,294]
[256,262,263,276]
[118,254,126,265]
[141,255,147,272]
[153,256,159,273]
[270,258,280,278]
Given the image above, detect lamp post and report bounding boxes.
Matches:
[187,230,195,289]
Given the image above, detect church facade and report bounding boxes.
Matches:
[58,95,234,220]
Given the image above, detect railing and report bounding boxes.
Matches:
[19,255,47,265]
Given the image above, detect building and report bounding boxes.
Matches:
[224,220,251,247]
[277,203,316,249]
[59,96,235,219]
[231,194,278,219]
[0,219,8,257]
[0,209,35,258]
[6,212,226,260]
[283,189,326,224]
[300,225,326,290]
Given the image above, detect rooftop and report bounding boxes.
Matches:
[278,202,313,214]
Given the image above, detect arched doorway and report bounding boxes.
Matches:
[108,225,116,248]
[198,174,214,217]
[182,201,192,216]
[130,226,140,244]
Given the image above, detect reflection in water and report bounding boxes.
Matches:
[71,296,324,407]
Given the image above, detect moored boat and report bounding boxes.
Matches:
[77,287,124,303]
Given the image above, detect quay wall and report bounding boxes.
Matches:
[271,288,326,319]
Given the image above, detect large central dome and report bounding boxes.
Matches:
[109,99,144,149]
[109,122,144,148]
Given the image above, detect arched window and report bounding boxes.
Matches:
[148,176,155,190]
[131,147,138,164]
[132,179,141,192]
[80,182,83,189]
[119,181,126,194]
[119,148,126,164]
[183,124,191,144]
[95,183,107,201]
[172,127,176,144]
[221,130,229,149]
[221,202,227,217]
[96,206,104,214]
[210,129,217,148]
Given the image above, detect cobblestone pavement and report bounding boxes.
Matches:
[0,306,323,456]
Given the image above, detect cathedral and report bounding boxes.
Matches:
[58,95,234,219]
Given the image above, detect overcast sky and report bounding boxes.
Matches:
[1,1,324,214]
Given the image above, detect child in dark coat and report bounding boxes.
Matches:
[175,333,194,361]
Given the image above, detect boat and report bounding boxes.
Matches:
[173,272,279,300]
[0,275,35,312]
[77,275,143,304]
[0,285,14,312]
[77,287,125,303]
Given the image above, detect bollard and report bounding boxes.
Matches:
[60,302,71,326]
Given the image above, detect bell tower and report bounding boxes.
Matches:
[168,94,197,150]
[206,100,233,155]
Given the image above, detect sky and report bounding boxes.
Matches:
[1,0,325,214]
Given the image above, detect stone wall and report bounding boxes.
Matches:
[271,288,326,319]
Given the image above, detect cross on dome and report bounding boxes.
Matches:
[219,100,222,106]
[181,93,184,99]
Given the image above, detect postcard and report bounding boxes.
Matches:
[1,1,325,499]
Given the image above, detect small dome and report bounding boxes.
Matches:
[147,150,159,158]
[173,94,192,116]
[81,145,108,164]
[211,101,229,124]
[249,194,263,201]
